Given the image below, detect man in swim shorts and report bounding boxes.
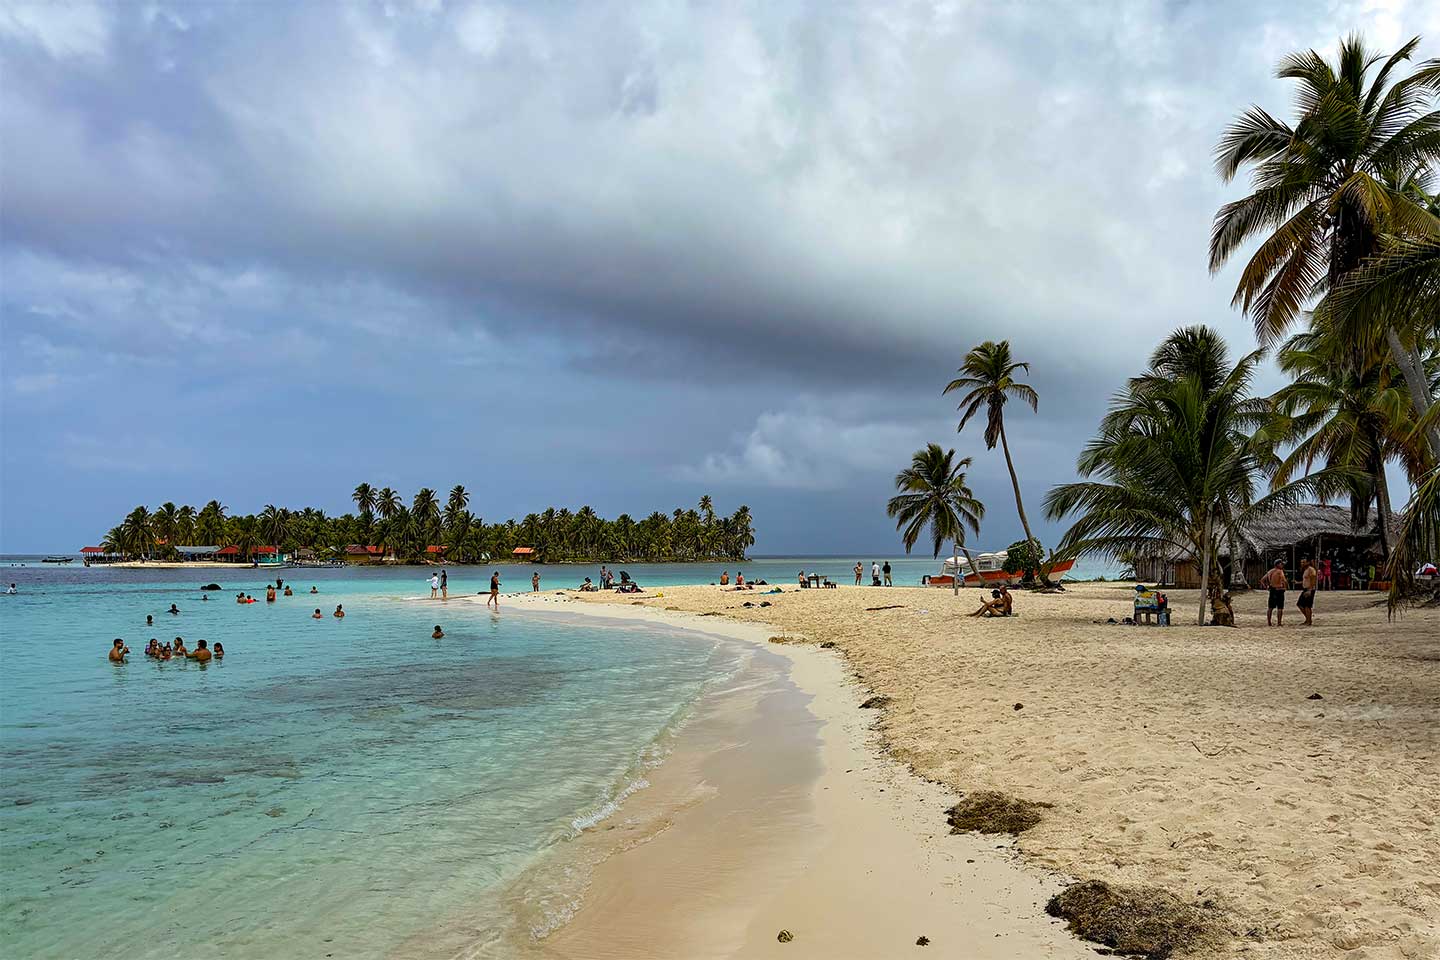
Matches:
[1259,559,1288,626]
[1297,558,1318,626]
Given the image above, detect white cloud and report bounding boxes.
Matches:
[0,1,110,60]
[677,406,943,489]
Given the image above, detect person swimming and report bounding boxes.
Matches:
[187,639,212,663]
[312,608,324,619]
[168,604,180,615]
[108,639,129,663]
[283,586,293,596]
[310,586,318,594]
[145,639,159,657]
[432,625,444,639]
[334,604,345,618]
[160,643,173,660]
[173,637,187,657]
[146,615,154,626]
[213,642,225,659]
[201,594,209,601]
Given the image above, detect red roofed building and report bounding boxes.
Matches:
[425,545,447,554]
[512,546,535,556]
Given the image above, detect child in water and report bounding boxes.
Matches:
[213,642,225,659]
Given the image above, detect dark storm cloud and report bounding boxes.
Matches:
[2,0,1434,552]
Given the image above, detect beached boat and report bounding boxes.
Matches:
[41,556,73,564]
[923,553,1076,587]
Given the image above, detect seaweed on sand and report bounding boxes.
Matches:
[945,790,1051,834]
[1045,880,1220,959]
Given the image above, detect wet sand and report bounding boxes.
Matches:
[456,596,1094,959]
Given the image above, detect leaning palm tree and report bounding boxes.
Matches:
[887,443,985,595]
[1210,34,1440,448]
[1046,326,1348,624]
[945,340,1040,555]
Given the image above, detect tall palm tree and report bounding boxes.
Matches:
[945,340,1040,550]
[120,506,154,560]
[260,504,291,551]
[445,485,470,529]
[376,487,401,521]
[887,444,985,595]
[1046,326,1345,624]
[1210,34,1440,444]
[153,502,181,550]
[176,504,197,545]
[352,483,376,518]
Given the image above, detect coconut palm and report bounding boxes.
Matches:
[887,444,986,595]
[352,483,376,517]
[1211,34,1440,463]
[445,485,469,528]
[260,504,291,551]
[944,340,1040,555]
[376,487,401,520]
[1046,326,1348,624]
[176,504,197,545]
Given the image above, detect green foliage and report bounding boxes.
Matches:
[886,444,985,559]
[1001,538,1043,579]
[94,495,754,564]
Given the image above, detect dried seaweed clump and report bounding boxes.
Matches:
[1045,880,1220,959]
[945,791,1052,834]
[767,635,802,644]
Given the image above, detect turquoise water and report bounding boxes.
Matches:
[0,567,750,958]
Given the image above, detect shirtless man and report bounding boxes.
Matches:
[312,608,324,619]
[432,625,444,639]
[1259,559,1288,626]
[187,639,212,663]
[487,572,500,610]
[1297,558,1318,626]
[108,639,129,663]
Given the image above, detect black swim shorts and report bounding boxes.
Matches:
[1297,588,1315,609]
[1268,587,1286,610]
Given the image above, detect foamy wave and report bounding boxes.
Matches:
[570,775,651,832]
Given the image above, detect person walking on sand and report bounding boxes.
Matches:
[440,569,448,600]
[1259,559,1288,627]
[882,561,892,586]
[1298,558,1318,626]
[429,573,439,599]
[532,572,540,592]
[854,562,863,586]
[487,572,500,610]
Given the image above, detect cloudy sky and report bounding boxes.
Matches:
[2,0,1436,554]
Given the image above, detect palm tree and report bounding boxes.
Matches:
[352,483,376,518]
[887,444,985,595]
[1045,326,1345,624]
[176,504,197,545]
[445,485,470,529]
[154,502,180,550]
[945,340,1040,552]
[376,487,401,521]
[120,506,154,560]
[260,504,291,551]
[1210,34,1440,444]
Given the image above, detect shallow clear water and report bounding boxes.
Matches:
[0,569,746,958]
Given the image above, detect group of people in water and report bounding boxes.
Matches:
[108,635,223,663]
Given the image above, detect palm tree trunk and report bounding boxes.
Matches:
[1197,512,1213,626]
[1386,327,1439,459]
[997,422,1035,544]
[1374,462,1392,560]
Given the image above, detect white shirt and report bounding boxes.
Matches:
[872,564,880,577]
[430,576,439,588]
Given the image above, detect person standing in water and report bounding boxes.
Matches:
[532,572,540,592]
[882,561,892,586]
[108,639,129,663]
[440,569,448,600]
[487,571,500,610]
[429,573,439,599]
[187,639,212,663]
[432,625,444,639]
[334,604,345,618]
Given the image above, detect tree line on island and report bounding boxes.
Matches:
[99,493,755,564]
[890,34,1440,623]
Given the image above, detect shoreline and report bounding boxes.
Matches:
[445,592,1092,958]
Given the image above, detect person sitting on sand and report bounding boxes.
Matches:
[798,570,807,586]
[109,639,129,663]
[970,589,1007,618]
[213,642,225,659]
[313,608,324,619]
[334,605,345,618]
[579,577,595,591]
[719,571,730,585]
[169,604,180,615]
[1210,591,1236,627]
[283,586,293,596]
[173,637,187,657]
[736,572,746,588]
[432,625,444,639]
[310,586,318,594]
[187,639,212,663]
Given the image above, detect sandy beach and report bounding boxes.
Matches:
[500,582,1440,960]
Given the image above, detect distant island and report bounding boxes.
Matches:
[88,488,754,564]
